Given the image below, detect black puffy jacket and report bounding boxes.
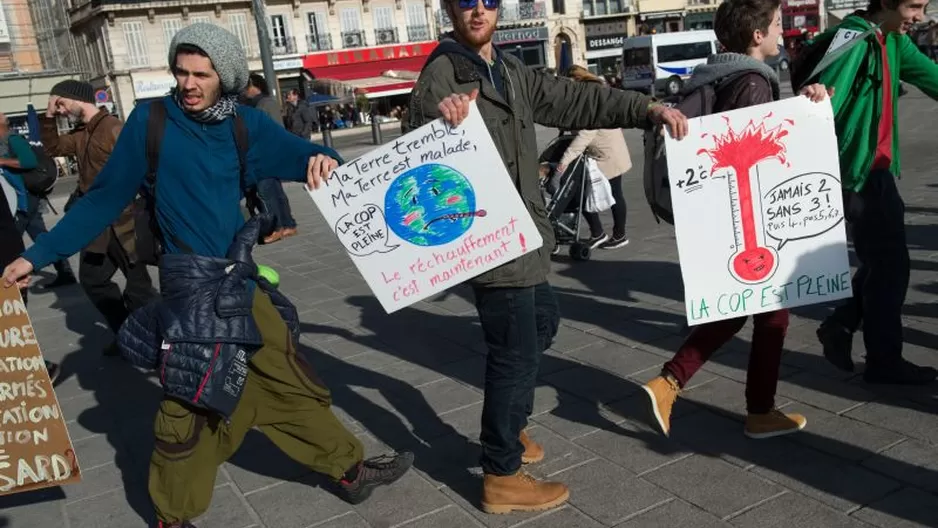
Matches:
[118,218,299,418]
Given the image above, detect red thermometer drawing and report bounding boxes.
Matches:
[698,115,792,284]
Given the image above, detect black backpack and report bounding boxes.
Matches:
[643,71,775,225]
[15,141,58,197]
[643,83,722,225]
[133,100,250,265]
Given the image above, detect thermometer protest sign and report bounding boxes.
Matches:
[663,97,852,325]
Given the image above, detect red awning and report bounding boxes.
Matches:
[303,42,438,98]
[306,54,431,81]
[350,78,417,98]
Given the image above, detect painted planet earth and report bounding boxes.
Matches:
[384,163,477,247]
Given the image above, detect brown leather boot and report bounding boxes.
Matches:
[263,229,283,244]
[481,471,569,514]
[520,430,544,464]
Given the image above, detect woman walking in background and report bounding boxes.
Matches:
[242,74,298,243]
[556,65,632,249]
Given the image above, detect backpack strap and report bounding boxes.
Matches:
[144,100,194,254]
[232,114,249,192]
[146,100,166,188]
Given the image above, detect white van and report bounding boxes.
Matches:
[621,30,719,97]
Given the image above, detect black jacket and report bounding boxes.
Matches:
[0,182,23,270]
[118,218,299,418]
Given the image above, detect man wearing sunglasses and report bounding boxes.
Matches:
[401,0,688,515]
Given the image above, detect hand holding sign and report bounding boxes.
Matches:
[306,153,340,191]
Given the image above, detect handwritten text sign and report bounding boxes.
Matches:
[0,286,81,496]
[308,102,542,313]
[664,97,851,325]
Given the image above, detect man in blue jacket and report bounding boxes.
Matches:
[1,24,411,528]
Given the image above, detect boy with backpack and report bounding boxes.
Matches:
[642,0,830,439]
[798,0,938,385]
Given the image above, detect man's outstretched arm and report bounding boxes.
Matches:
[899,35,938,99]
[22,107,149,270]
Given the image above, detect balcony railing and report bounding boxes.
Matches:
[406,24,432,42]
[374,27,399,45]
[306,33,333,52]
[437,1,546,28]
[271,36,298,56]
[341,30,367,48]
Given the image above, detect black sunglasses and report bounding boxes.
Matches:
[457,0,500,10]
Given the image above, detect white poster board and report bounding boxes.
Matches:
[307,102,543,313]
[664,97,852,325]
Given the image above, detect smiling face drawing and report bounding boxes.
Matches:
[384,164,479,247]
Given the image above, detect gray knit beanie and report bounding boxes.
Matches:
[168,23,249,95]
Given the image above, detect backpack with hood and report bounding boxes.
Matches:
[643,53,779,225]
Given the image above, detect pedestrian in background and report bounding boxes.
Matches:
[44,80,156,356]
[242,73,298,243]
[556,65,633,250]
[0,112,76,288]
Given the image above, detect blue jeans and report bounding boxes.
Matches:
[256,179,296,230]
[473,282,559,476]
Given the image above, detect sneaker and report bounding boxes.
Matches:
[864,359,937,385]
[338,452,414,505]
[642,374,680,436]
[481,471,569,514]
[599,234,629,249]
[586,233,609,249]
[744,409,807,439]
[44,361,60,384]
[550,244,561,256]
[520,430,544,464]
[816,321,854,372]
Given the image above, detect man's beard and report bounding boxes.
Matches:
[455,17,495,48]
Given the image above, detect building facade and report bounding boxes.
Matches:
[65,0,437,120]
[0,0,81,119]
[0,0,43,72]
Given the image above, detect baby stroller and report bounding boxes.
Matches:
[538,133,593,261]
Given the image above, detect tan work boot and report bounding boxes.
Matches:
[744,409,807,439]
[642,374,681,436]
[481,471,569,514]
[520,430,544,464]
[263,229,283,244]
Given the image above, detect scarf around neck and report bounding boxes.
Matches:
[174,91,239,123]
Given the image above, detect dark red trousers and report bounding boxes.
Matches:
[664,310,789,414]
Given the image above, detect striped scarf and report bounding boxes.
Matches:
[174,91,239,123]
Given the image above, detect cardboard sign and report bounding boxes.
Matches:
[664,97,852,325]
[0,286,81,496]
[307,101,543,313]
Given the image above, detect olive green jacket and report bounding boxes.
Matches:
[406,41,653,288]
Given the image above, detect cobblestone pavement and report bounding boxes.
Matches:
[2,87,937,528]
